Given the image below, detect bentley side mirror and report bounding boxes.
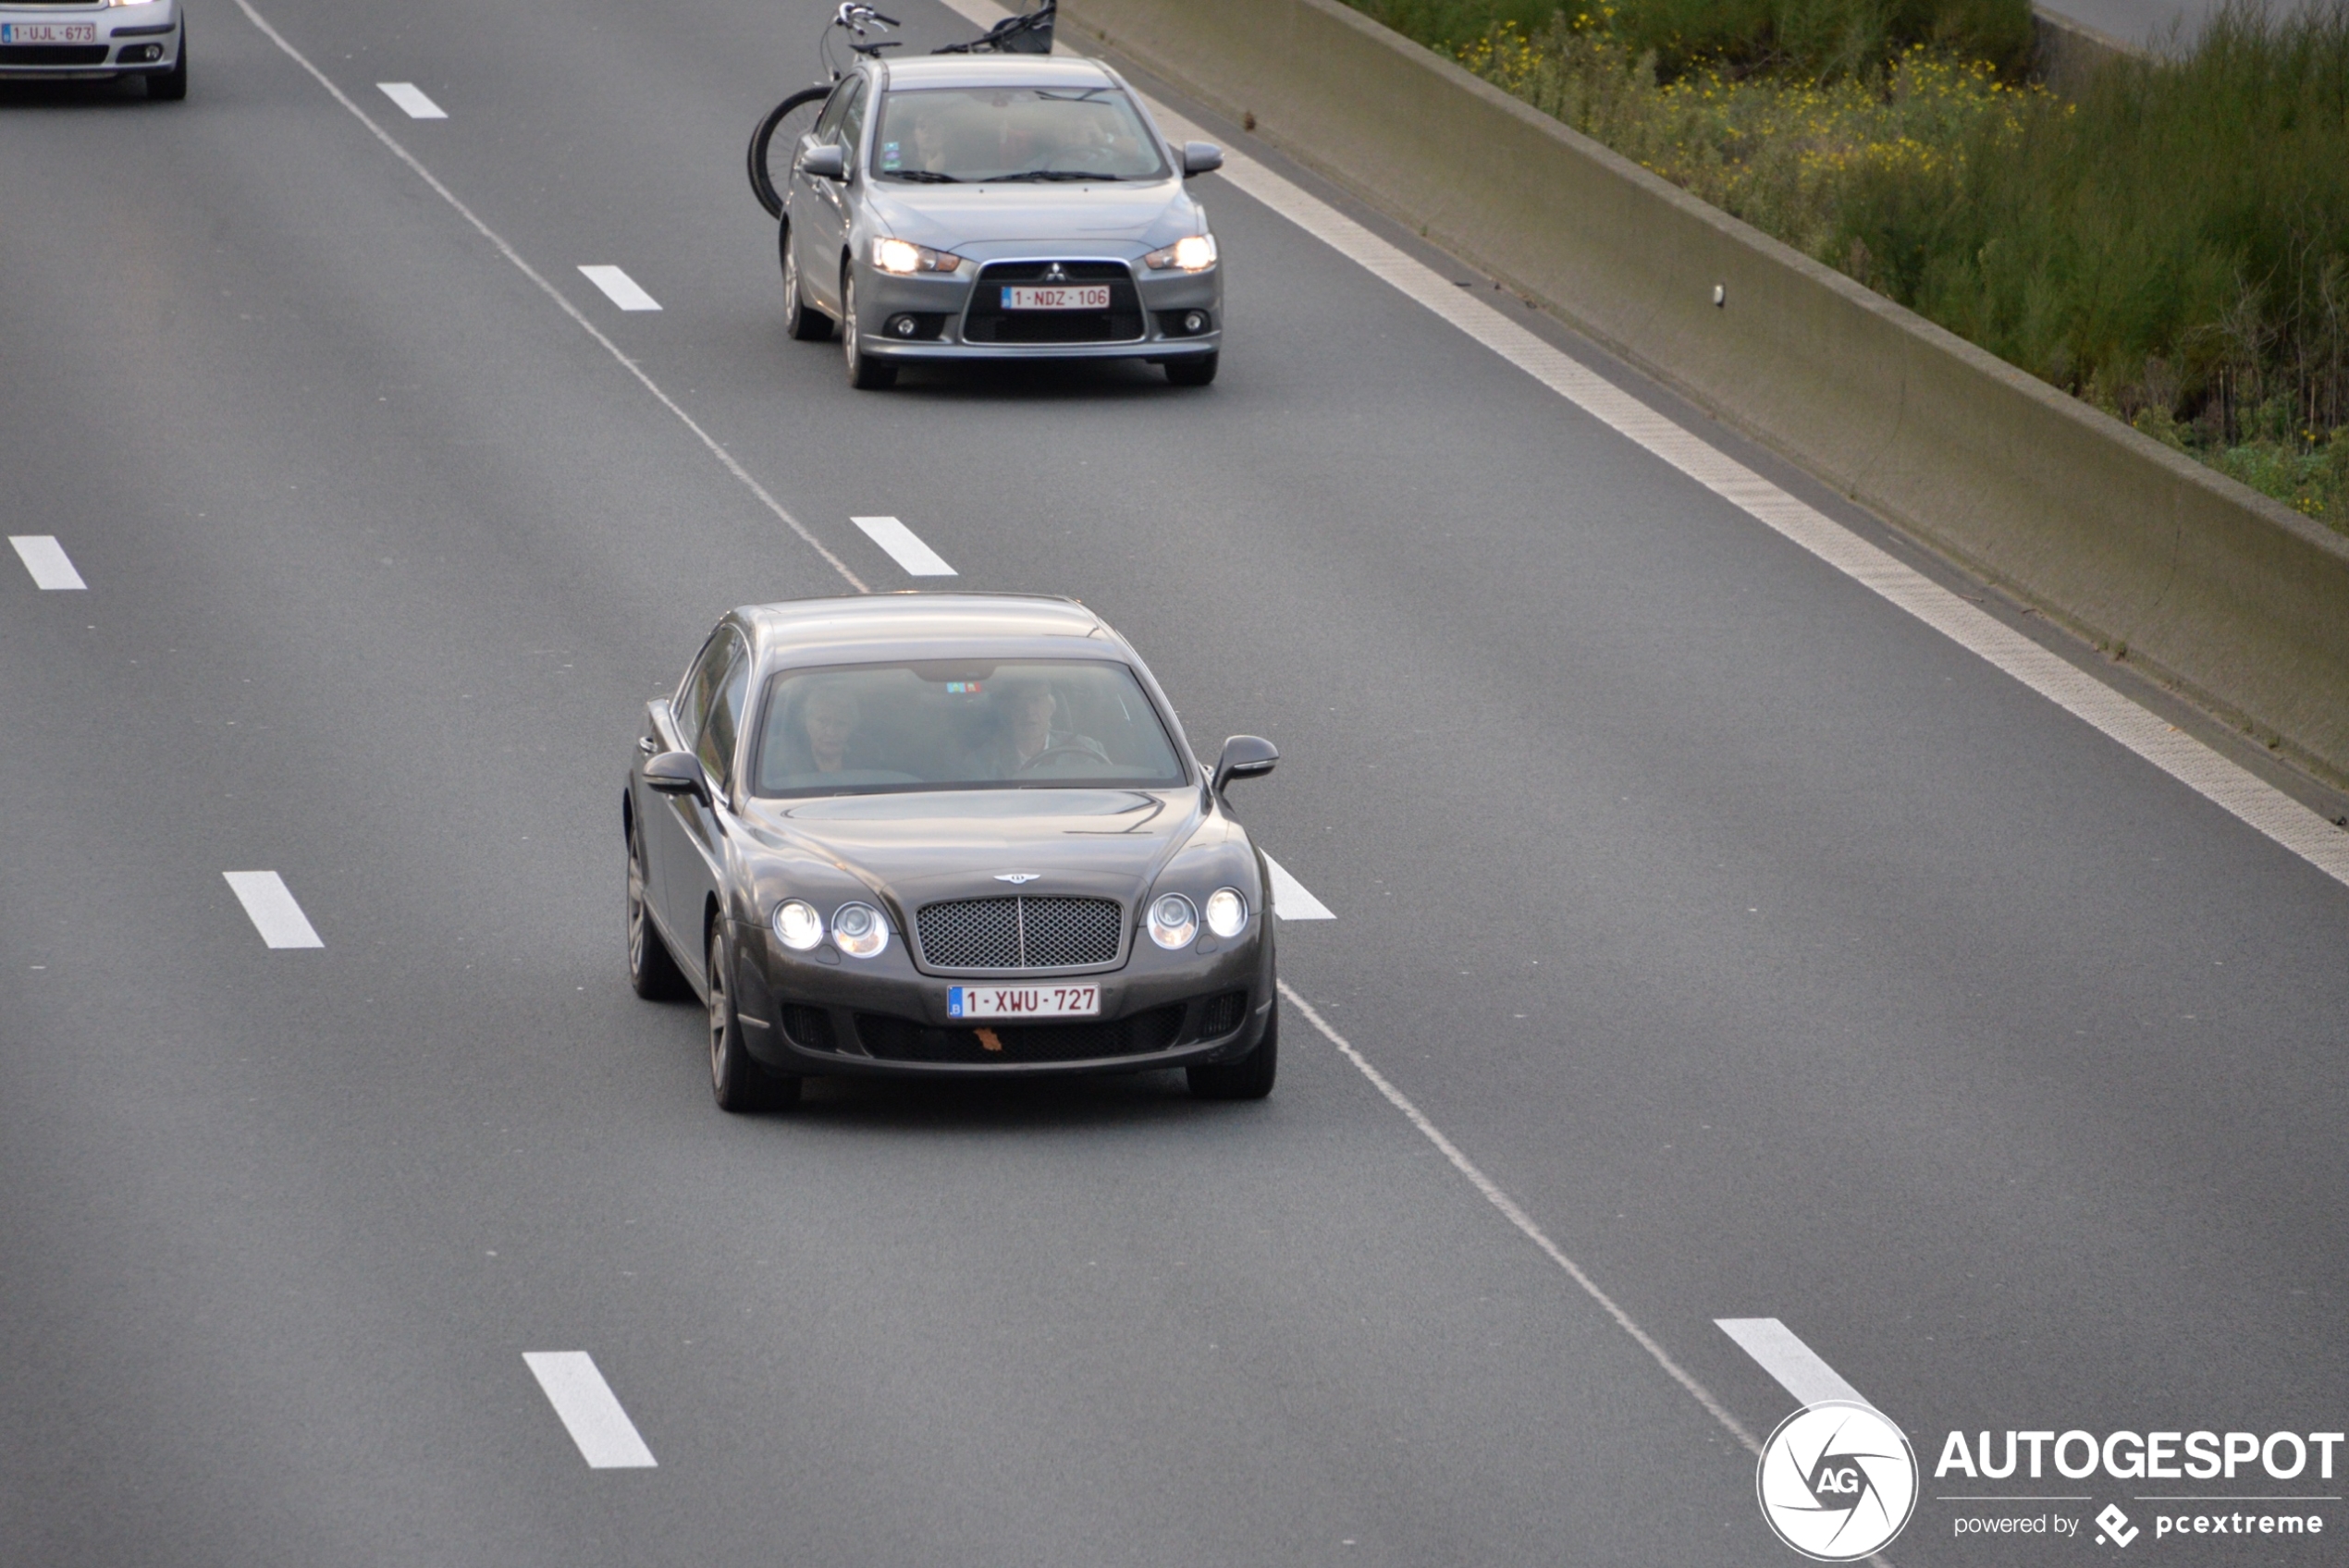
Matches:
[798,143,846,181]
[644,750,708,801]
[1212,735,1278,796]
[1182,141,1224,178]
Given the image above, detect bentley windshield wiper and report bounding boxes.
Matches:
[880,169,962,182]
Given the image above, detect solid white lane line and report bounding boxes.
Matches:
[1279,981,1762,1453]
[578,265,660,312]
[1261,852,1334,920]
[851,515,957,577]
[221,871,324,949]
[231,0,869,592]
[1716,1317,1879,1412]
[9,535,86,591]
[988,20,2349,890]
[375,81,445,119]
[522,1352,657,1468]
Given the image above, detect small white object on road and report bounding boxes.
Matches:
[577,265,661,312]
[1262,852,1334,921]
[9,535,86,591]
[1716,1317,1880,1413]
[375,82,446,119]
[222,871,324,949]
[523,1352,658,1468]
[850,516,957,577]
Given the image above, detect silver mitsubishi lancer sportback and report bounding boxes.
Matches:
[778,54,1224,389]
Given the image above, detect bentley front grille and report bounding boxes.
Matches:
[915,895,1123,971]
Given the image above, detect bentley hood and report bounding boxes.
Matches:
[744,788,1206,920]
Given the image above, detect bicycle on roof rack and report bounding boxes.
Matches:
[746,1,1057,219]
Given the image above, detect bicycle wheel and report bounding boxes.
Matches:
[748,85,830,219]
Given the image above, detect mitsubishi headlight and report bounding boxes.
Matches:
[772,899,824,951]
[1146,893,1198,949]
[871,237,963,276]
[1203,887,1248,938]
[830,901,890,958]
[1143,234,1217,272]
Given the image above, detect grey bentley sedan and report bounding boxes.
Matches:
[624,594,1282,1110]
[779,54,1224,388]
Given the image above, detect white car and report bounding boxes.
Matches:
[0,0,184,99]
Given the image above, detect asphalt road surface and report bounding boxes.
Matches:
[5,3,2345,1564]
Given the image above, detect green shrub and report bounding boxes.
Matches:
[1348,0,2035,77]
[1387,0,2349,526]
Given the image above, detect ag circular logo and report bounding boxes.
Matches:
[1755,1401,1918,1561]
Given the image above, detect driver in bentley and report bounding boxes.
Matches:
[964,676,1110,778]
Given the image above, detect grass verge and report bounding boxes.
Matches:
[1347,0,2349,529]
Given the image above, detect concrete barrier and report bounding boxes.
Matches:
[1065,0,2349,788]
[2033,7,2140,96]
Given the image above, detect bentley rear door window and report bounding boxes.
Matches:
[752,659,1187,797]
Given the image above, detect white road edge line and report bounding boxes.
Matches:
[375,81,446,119]
[522,1352,658,1469]
[222,871,324,949]
[1716,1317,1879,1413]
[969,0,2349,892]
[228,0,870,593]
[9,535,87,591]
[1277,979,1762,1456]
[1261,852,1334,920]
[578,264,661,313]
[851,515,957,576]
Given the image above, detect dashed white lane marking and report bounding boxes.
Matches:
[1261,852,1334,920]
[1279,980,1762,1453]
[1000,4,2349,891]
[523,1352,658,1468]
[235,0,868,592]
[851,515,957,577]
[9,535,86,591]
[375,81,445,119]
[221,871,323,949]
[1716,1317,1879,1413]
[578,265,661,312]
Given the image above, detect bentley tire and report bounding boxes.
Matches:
[626,818,688,1000]
[1186,997,1277,1100]
[708,926,800,1111]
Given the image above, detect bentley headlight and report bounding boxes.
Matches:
[1204,887,1248,938]
[871,237,963,275]
[772,899,824,951]
[1147,893,1198,949]
[1144,234,1218,272]
[831,901,890,958]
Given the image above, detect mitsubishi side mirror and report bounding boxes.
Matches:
[1182,141,1224,178]
[798,143,846,181]
[1212,735,1278,796]
[644,750,709,801]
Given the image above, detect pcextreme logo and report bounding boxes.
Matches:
[1757,1401,1920,1561]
